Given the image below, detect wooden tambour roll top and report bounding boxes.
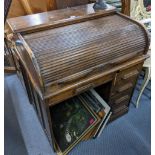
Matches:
[7,4,150,106]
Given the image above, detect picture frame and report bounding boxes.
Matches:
[50,95,100,155]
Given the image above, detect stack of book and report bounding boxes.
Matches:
[50,89,111,155]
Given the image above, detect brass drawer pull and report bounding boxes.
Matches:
[122,70,139,80]
[75,83,94,94]
[115,95,129,105]
[117,83,133,92]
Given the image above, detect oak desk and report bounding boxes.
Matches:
[7,3,150,154]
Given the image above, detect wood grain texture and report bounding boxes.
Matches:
[9,4,149,104]
[22,14,147,91]
[6,0,131,21]
[7,0,57,18]
[121,0,130,16]
[20,0,33,14]
[7,0,26,18]
[7,4,116,33]
[9,11,149,103]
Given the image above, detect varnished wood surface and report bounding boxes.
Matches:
[6,0,131,20]
[7,4,149,104]
[7,0,26,18]
[7,4,115,33]
[22,14,147,90]
[45,55,148,106]
[121,0,130,16]
[7,0,91,19]
[7,0,57,18]
[13,44,44,99]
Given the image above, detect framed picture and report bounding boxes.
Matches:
[80,89,111,138]
[50,95,100,155]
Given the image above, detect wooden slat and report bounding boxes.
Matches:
[23,14,147,86]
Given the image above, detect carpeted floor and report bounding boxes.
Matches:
[4,74,151,155]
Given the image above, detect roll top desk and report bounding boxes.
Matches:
[7,3,150,155]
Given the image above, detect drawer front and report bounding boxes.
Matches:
[47,73,114,106]
[108,89,130,121]
[109,88,133,106]
[112,63,143,93]
[112,104,128,114]
[110,96,130,112]
[116,83,133,93]
[112,95,130,107]
[109,63,143,106]
[117,63,142,80]
[110,106,128,121]
[108,63,143,121]
[111,80,135,96]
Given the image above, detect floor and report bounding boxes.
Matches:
[4,74,151,155]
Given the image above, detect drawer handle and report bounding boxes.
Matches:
[117,83,133,92]
[115,95,129,105]
[75,83,94,94]
[122,70,139,80]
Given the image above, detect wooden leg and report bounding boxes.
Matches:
[136,67,151,108]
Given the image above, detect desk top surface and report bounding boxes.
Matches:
[7,4,115,33]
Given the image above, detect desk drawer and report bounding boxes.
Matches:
[110,106,128,121]
[111,81,134,96]
[47,73,114,106]
[110,88,132,106]
[112,95,130,106]
[112,104,128,114]
[112,63,143,93]
[117,63,142,80]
